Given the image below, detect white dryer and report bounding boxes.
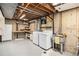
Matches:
[39,31,52,49]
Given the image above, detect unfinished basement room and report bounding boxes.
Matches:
[0,3,79,56]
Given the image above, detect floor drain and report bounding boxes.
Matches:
[43,51,46,54]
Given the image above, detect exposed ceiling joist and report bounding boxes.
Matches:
[18,3,30,18]
[13,3,56,21]
[18,6,43,16]
[38,4,54,13]
[47,3,56,12]
[27,4,48,15]
[5,17,29,22]
[31,4,50,14]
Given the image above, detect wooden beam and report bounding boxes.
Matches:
[31,4,50,14]
[41,4,53,13]
[28,14,48,21]
[47,3,56,12]
[18,6,43,16]
[22,3,24,6]
[24,10,41,16]
[28,12,52,21]
[16,6,46,20]
[23,12,40,20]
[37,4,54,13]
[13,3,55,22]
[18,3,30,18]
[5,17,29,22]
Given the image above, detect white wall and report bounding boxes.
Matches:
[2,24,12,41]
[0,10,5,35]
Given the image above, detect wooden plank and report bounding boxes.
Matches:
[46,3,56,12]
[5,17,29,22]
[18,6,43,16]
[13,3,56,21]
[38,4,54,13]
[28,4,48,15]
[62,8,77,53]
[18,3,30,18]
[31,4,50,14]
[54,13,62,34]
[22,12,40,20]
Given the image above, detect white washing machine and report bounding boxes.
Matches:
[39,32,52,49]
[33,31,53,49]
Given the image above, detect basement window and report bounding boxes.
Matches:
[40,17,47,24]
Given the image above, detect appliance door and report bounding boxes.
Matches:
[39,32,51,49]
[33,32,39,45]
[39,33,47,49]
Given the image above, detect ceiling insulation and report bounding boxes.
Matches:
[0,3,56,21]
[0,3,18,19]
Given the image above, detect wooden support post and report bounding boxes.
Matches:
[0,35,2,42]
[16,21,19,38]
[59,13,62,34]
[53,14,54,34]
[48,15,54,34]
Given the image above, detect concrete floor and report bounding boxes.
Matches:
[0,39,74,56]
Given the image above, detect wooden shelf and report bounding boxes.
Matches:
[20,28,30,31]
[13,30,31,33]
[40,26,52,28]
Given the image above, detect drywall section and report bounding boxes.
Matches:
[54,8,79,54]
[0,10,5,42]
[0,10,5,35]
